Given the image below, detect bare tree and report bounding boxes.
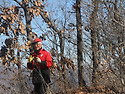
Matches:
[76,0,86,87]
[89,0,99,86]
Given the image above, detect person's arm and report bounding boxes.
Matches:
[45,52,52,68]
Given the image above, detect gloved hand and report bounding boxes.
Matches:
[36,57,41,63]
[28,55,34,63]
[36,57,47,67]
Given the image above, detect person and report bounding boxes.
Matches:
[27,38,52,94]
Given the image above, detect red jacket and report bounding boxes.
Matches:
[27,48,52,70]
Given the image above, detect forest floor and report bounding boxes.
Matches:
[72,86,116,94]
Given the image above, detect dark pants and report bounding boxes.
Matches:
[32,69,51,94]
[34,83,45,94]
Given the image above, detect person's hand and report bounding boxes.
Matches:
[36,57,41,63]
[28,55,34,63]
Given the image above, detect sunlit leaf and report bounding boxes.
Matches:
[1,14,7,20]
[21,44,25,49]
[62,30,65,34]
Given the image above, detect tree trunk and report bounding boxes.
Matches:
[23,3,32,41]
[90,0,99,86]
[76,0,86,87]
[17,47,25,94]
[22,2,33,55]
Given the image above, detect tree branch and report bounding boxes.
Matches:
[13,0,22,7]
[103,1,125,27]
[39,12,61,34]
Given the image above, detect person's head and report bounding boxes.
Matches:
[32,38,42,50]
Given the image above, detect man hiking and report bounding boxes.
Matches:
[27,38,52,94]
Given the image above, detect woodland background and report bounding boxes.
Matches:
[0,0,125,94]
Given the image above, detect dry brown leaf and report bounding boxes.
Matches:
[100,62,104,66]
[44,12,49,17]
[36,9,40,13]
[62,30,65,34]
[35,12,40,17]
[19,10,23,13]
[11,6,17,12]
[48,22,51,25]
[16,42,20,48]
[4,63,8,66]
[13,57,17,64]
[7,16,11,21]
[1,14,7,20]
[24,0,29,4]
[14,29,17,35]
[25,46,29,50]
[9,25,13,31]
[30,32,32,35]
[29,8,34,14]
[0,27,5,33]
[67,63,71,69]
[34,1,38,6]
[21,29,26,34]
[28,41,31,44]
[21,44,25,49]
[53,62,57,69]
